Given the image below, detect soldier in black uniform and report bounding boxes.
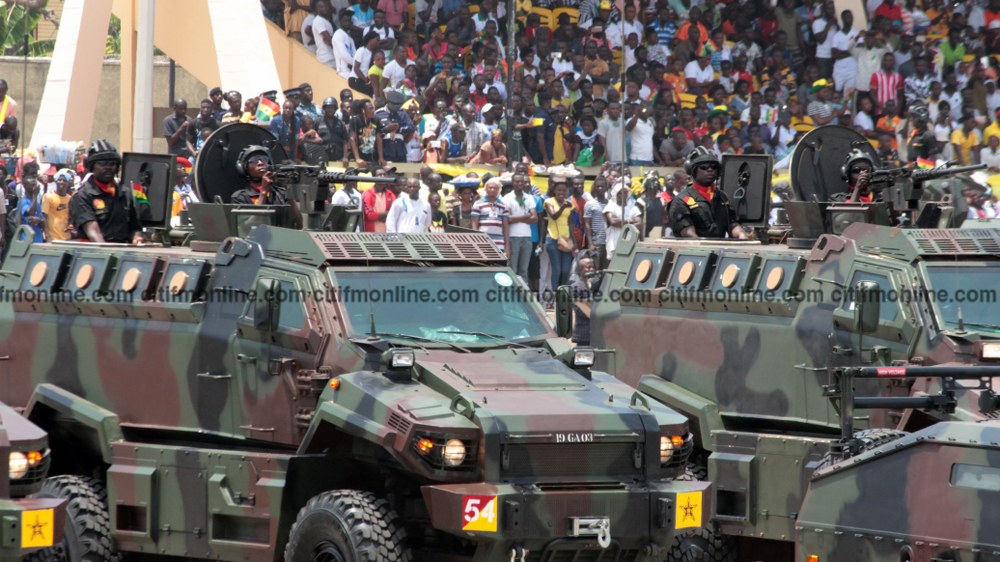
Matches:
[668,147,748,239]
[229,145,303,228]
[69,140,142,244]
[831,148,881,203]
[906,104,937,164]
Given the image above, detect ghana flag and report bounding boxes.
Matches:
[131,182,149,204]
[256,97,280,123]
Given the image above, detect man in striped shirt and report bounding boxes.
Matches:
[870,53,903,115]
[471,177,510,253]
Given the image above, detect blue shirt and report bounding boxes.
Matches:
[20,192,43,242]
[529,194,544,244]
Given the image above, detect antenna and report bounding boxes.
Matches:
[957,304,965,332]
[20,33,27,159]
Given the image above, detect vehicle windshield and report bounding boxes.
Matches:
[925,265,1000,332]
[333,269,552,345]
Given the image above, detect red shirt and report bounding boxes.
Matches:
[874,2,902,21]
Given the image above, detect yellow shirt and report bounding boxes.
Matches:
[42,192,72,241]
[545,197,572,240]
[951,127,982,165]
[552,126,567,165]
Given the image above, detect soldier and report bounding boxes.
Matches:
[69,140,142,244]
[668,147,748,239]
[833,148,881,203]
[229,145,303,228]
[906,103,938,163]
[375,91,415,163]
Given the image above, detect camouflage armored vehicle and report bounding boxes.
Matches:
[0,124,710,561]
[0,401,67,561]
[573,125,1000,560]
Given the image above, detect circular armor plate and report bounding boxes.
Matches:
[169,271,189,295]
[678,261,696,285]
[635,259,653,283]
[75,264,95,290]
[721,264,740,288]
[121,268,142,293]
[766,267,785,291]
[193,123,289,204]
[29,262,47,287]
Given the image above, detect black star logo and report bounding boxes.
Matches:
[28,514,46,540]
[680,498,698,523]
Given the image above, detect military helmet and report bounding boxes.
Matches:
[235,145,270,178]
[840,148,875,181]
[684,146,720,175]
[84,139,122,171]
[910,103,930,122]
[322,96,337,108]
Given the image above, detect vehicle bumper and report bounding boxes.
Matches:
[0,497,65,561]
[422,480,711,558]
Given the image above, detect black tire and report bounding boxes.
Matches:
[26,475,118,562]
[667,464,737,562]
[284,490,411,562]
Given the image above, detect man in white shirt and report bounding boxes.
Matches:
[301,13,317,54]
[684,53,715,95]
[312,1,336,67]
[812,4,838,78]
[363,9,396,54]
[597,101,626,164]
[501,173,538,282]
[602,180,642,260]
[626,102,656,165]
[332,10,358,79]
[331,180,363,231]
[382,47,412,89]
[386,178,431,233]
[605,3,643,49]
[831,10,860,94]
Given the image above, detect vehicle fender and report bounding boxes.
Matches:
[637,375,723,452]
[297,394,392,455]
[24,384,123,465]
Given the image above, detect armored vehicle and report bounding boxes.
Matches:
[0,124,709,561]
[0,402,66,561]
[576,125,1000,560]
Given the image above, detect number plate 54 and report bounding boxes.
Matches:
[462,495,498,532]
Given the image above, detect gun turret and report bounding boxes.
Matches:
[866,161,987,191]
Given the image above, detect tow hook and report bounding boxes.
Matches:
[509,545,528,561]
[570,516,612,548]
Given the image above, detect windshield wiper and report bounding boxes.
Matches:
[367,331,471,353]
[945,320,1000,332]
[437,329,532,348]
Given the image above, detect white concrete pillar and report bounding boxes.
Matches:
[131,0,155,152]
[207,0,284,100]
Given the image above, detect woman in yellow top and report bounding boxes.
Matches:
[368,51,386,100]
[544,178,576,299]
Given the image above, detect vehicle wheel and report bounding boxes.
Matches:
[667,464,737,562]
[284,490,411,562]
[26,475,118,562]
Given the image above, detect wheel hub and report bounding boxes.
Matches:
[312,540,348,562]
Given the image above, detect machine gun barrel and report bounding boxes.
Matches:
[868,162,987,188]
[267,164,398,185]
[316,171,398,184]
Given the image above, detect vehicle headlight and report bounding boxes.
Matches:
[573,348,595,367]
[9,452,27,480]
[443,439,467,467]
[982,343,1000,360]
[660,435,685,465]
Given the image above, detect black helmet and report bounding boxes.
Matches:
[683,146,720,175]
[235,145,270,178]
[910,103,930,122]
[322,96,337,108]
[840,148,875,181]
[84,139,121,171]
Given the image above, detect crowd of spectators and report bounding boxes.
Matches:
[250,0,1000,172]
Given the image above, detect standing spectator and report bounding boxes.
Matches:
[813,1,838,79]
[312,0,337,67]
[208,87,227,121]
[364,9,396,53]
[382,47,411,90]
[627,102,656,166]
[583,176,609,270]
[351,0,375,29]
[42,171,72,241]
[269,100,300,161]
[331,179,363,232]
[349,99,384,167]
[544,177,576,299]
[951,112,982,166]
[319,97,348,162]
[603,180,642,262]
[386,178,431,233]
[361,179,395,232]
[0,80,18,122]
[472,177,510,252]
[163,99,192,158]
[528,93,556,166]
[186,99,219,157]
[854,31,891,99]
[503,173,537,282]
[377,0,407,29]
[905,56,934,106]
[332,9,357,79]
[18,164,43,243]
[831,10,860,96]
[597,101,625,164]
[350,32,381,95]
[870,53,903,114]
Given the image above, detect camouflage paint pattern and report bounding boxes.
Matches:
[797,421,1000,562]
[588,222,1000,555]
[0,226,709,560]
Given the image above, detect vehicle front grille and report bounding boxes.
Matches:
[11,449,50,497]
[502,442,642,481]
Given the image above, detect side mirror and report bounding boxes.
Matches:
[853,280,881,334]
[254,278,281,332]
[555,285,573,338]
